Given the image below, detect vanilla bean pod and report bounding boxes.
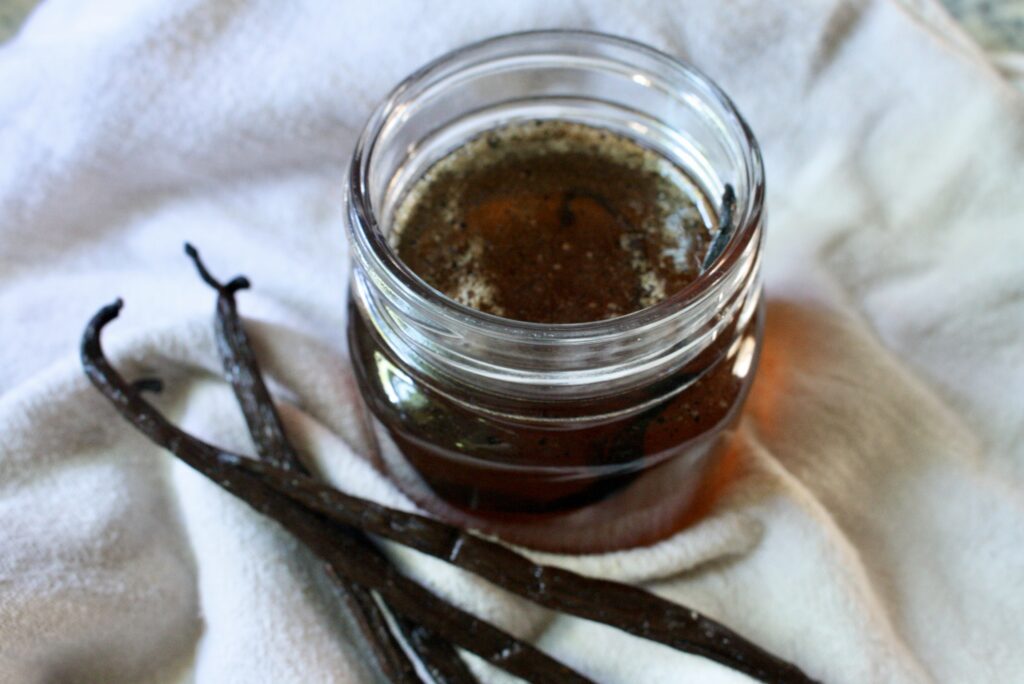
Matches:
[186,246,417,684]
[701,184,737,272]
[236,457,817,684]
[81,301,593,684]
[392,616,482,684]
[183,245,296,470]
[184,244,475,684]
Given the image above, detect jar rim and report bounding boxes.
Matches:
[348,29,765,340]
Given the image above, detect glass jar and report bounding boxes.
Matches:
[345,31,765,552]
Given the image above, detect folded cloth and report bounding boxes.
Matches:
[1,0,1022,682]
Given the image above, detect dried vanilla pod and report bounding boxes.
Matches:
[185,243,476,684]
[81,300,593,684]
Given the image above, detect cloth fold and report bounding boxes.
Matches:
[1,1,1022,682]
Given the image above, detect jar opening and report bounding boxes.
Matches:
[349,29,764,339]
[346,30,765,397]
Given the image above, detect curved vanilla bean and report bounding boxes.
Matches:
[185,243,477,684]
[238,457,817,684]
[185,244,426,683]
[81,301,592,684]
[184,244,297,469]
[702,184,737,272]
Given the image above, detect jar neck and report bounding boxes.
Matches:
[348,209,762,404]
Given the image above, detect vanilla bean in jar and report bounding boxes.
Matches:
[345,31,765,552]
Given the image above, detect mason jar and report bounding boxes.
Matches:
[345,30,765,552]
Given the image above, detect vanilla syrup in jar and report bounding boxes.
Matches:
[346,31,764,552]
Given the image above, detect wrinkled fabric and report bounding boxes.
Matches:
[1,1,1022,682]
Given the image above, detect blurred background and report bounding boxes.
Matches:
[4,0,1023,105]
[3,0,1022,87]
[3,0,1017,54]
[3,1,1023,48]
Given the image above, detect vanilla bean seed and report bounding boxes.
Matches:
[81,301,592,684]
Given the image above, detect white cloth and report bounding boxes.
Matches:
[1,1,1022,682]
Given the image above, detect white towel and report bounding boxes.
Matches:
[1,1,1022,682]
